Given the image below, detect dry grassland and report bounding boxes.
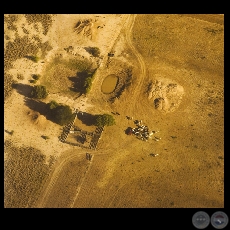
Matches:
[4,14,224,208]
[4,140,52,208]
[40,154,90,208]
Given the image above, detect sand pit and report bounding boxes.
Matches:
[147,76,184,112]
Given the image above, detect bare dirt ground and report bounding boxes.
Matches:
[4,14,224,208]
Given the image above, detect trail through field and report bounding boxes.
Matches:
[123,14,148,114]
[125,14,146,101]
[36,152,85,208]
[69,154,94,208]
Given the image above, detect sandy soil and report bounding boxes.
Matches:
[4,14,224,208]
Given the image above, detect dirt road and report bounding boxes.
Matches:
[36,151,84,208]
[124,14,147,112]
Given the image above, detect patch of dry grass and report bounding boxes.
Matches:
[4,140,52,208]
[25,14,53,35]
[41,56,94,95]
[4,73,16,102]
[4,14,18,31]
[132,14,224,74]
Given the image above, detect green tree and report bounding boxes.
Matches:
[48,100,59,109]
[51,105,74,126]
[95,114,116,127]
[31,85,48,99]
[84,76,93,94]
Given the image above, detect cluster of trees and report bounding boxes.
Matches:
[30,85,74,126]
[30,84,116,126]
[48,100,75,126]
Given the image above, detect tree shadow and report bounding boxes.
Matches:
[24,55,34,60]
[84,46,93,54]
[5,130,13,135]
[68,71,89,94]
[24,97,53,121]
[84,46,100,57]
[77,112,97,126]
[12,83,34,97]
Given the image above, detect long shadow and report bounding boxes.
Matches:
[77,112,97,126]
[84,46,93,55]
[5,130,13,135]
[84,46,100,57]
[68,71,92,94]
[24,55,38,62]
[24,98,53,121]
[12,83,34,97]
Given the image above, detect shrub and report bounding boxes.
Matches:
[32,74,41,80]
[17,74,24,80]
[31,56,40,63]
[95,114,116,127]
[31,85,48,99]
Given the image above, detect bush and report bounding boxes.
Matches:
[32,74,41,80]
[31,56,40,63]
[95,114,116,127]
[17,74,24,80]
[51,104,74,126]
[31,85,48,99]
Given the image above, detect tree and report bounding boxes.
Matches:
[48,100,59,109]
[95,114,116,127]
[31,85,48,99]
[51,104,74,126]
[32,74,41,80]
[84,76,93,94]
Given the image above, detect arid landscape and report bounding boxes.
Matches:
[4,14,224,208]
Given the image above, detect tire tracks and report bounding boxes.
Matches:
[70,154,94,208]
[124,14,147,111]
[36,152,84,208]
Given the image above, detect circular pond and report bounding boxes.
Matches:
[101,74,119,94]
